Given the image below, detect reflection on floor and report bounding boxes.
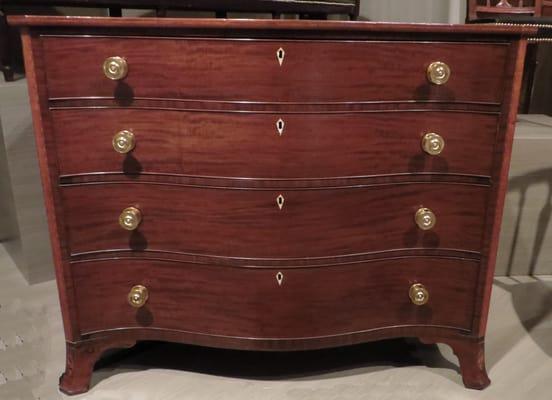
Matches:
[0,244,550,400]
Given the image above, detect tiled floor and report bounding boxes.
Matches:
[0,243,550,400]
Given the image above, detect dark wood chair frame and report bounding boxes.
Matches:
[466,0,552,113]
[0,0,361,81]
[467,0,552,20]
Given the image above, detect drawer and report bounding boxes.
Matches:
[72,258,478,336]
[43,37,508,103]
[61,183,487,258]
[52,109,498,178]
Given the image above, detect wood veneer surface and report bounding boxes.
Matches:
[42,37,509,103]
[51,109,498,179]
[8,15,530,394]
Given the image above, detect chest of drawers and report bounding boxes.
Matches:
[10,15,533,395]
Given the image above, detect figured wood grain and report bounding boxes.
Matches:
[12,16,531,394]
[61,183,488,258]
[71,257,479,337]
[42,37,509,104]
[51,109,499,179]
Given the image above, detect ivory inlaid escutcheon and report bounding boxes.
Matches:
[276,194,285,210]
[276,47,285,66]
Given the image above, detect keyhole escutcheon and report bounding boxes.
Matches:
[276,118,285,136]
[277,47,285,66]
[276,194,285,210]
[276,272,284,286]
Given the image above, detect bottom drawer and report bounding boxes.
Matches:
[72,258,479,337]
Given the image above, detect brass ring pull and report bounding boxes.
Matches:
[421,132,445,156]
[415,207,436,231]
[103,56,128,80]
[427,61,451,85]
[119,207,142,231]
[128,285,149,308]
[112,130,135,154]
[409,283,429,306]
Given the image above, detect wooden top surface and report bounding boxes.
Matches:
[8,15,537,36]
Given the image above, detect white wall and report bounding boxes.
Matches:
[360,0,466,23]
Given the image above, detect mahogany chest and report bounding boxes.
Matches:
[10,15,532,395]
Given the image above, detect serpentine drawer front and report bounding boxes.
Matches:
[10,15,532,395]
[52,109,498,178]
[72,258,479,337]
[43,37,508,103]
[61,183,488,258]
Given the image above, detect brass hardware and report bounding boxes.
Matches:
[103,56,128,80]
[427,61,451,85]
[276,272,284,286]
[276,118,285,136]
[409,283,429,306]
[276,47,285,66]
[276,194,285,210]
[415,207,436,231]
[128,285,149,308]
[112,130,135,154]
[421,132,445,156]
[119,207,142,231]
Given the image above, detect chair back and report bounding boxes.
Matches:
[467,0,543,21]
[542,0,552,15]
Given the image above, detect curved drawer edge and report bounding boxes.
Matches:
[59,172,492,188]
[69,248,482,266]
[79,325,474,352]
[49,97,503,112]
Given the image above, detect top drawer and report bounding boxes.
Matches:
[42,37,508,103]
